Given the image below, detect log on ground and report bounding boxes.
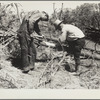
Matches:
[81,49,100,60]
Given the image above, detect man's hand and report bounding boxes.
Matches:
[41,34,46,39]
[38,34,44,38]
[30,33,35,38]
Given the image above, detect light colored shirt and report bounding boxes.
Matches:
[59,24,85,42]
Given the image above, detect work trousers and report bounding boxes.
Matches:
[67,38,85,66]
[18,32,36,69]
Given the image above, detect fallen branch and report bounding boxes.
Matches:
[81,49,100,60]
[1,35,15,45]
[37,52,58,87]
[0,36,15,48]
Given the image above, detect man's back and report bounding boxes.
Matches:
[62,24,85,41]
[24,10,41,21]
[18,10,42,34]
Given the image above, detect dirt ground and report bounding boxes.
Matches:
[0,41,100,89]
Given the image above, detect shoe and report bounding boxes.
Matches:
[73,69,80,76]
[70,71,80,76]
[22,66,30,73]
[70,67,80,76]
[70,68,76,72]
[22,69,30,73]
[29,65,34,71]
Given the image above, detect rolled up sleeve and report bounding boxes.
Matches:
[59,29,67,42]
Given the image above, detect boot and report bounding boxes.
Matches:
[29,65,34,71]
[22,66,30,73]
[75,64,80,76]
[75,64,78,72]
[70,65,80,76]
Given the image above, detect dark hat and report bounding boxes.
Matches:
[53,19,63,29]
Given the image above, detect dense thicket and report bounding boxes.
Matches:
[50,3,100,43]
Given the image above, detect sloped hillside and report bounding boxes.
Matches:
[0,40,100,89]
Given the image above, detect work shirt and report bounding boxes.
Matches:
[59,24,85,42]
[18,10,47,35]
[25,10,42,34]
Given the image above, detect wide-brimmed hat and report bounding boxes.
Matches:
[53,19,63,29]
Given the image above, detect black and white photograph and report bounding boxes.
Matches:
[0,0,100,99]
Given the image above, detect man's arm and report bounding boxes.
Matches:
[34,21,42,36]
[59,29,67,42]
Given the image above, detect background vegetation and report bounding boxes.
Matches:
[0,2,100,89]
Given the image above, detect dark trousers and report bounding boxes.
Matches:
[18,33,36,68]
[67,38,85,66]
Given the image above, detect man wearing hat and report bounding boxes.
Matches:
[53,19,85,73]
[17,10,49,73]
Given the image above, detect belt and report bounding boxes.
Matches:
[77,37,85,40]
